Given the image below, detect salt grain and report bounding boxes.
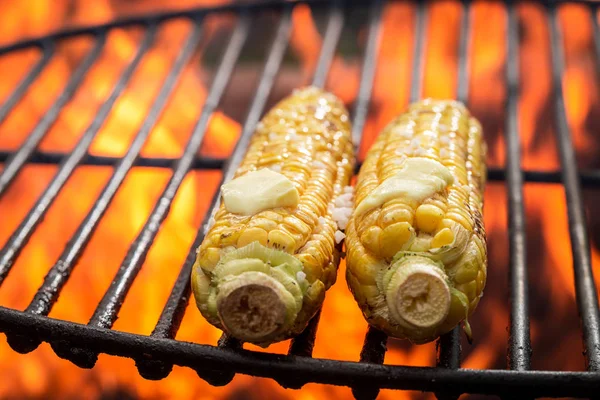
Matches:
[296,271,307,282]
[334,230,346,244]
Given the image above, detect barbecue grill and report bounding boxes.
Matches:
[0,0,599,398]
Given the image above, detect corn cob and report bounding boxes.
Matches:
[345,99,487,343]
[192,87,354,346]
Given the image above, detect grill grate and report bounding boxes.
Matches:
[0,0,600,398]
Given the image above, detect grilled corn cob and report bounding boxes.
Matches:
[192,87,354,346]
[345,99,487,343]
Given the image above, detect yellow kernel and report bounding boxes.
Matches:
[267,229,296,253]
[360,226,382,255]
[437,218,454,231]
[249,217,278,231]
[456,280,477,301]
[199,247,221,271]
[431,228,455,249]
[237,227,268,247]
[476,269,485,293]
[453,261,479,284]
[415,204,444,233]
[379,222,413,259]
[379,207,413,227]
[443,290,469,329]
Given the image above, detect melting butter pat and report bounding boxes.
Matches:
[354,157,454,217]
[222,169,299,215]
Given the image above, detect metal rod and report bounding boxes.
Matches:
[283,1,346,361]
[351,0,383,149]
[456,0,471,104]
[1,305,600,398]
[0,35,106,198]
[352,327,387,400]
[86,15,250,332]
[21,22,203,319]
[592,4,600,65]
[3,149,600,187]
[434,0,472,387]
[0,27,156,292]
[0,151,224,169]
[506,2,531,372]
[346,2,385,399]
[311,1,344,88]
[409,0,427,104]
[138,8,293,380]
[548,4,600,371]
[0,42,54,125]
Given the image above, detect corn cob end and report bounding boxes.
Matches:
[385,255,451,329]
[192,242,307,345]
[216,272,291,343]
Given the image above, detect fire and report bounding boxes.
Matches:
[1,1,599,399]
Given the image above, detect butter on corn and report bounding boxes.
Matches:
[345,99,487,344]
[221,168,299,215]
[191,87,354,346]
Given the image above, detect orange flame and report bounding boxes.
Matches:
[1,1,600,399]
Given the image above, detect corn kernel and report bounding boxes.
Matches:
[453,260,478,284]
[431,228,454,249]
[415,204,444,233]
[378,206,413,227]
[361,226,382,255]
[267,229,296,253]
[379,222,413,258]
[237,227,268,247]
[199,247,221,271]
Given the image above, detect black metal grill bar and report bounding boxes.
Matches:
[78,13,249,372]
[0,1,599,398]
[0,35,106,199]
[311,1,344,88]
[456,0,471,105]
[350,0,383,148]
[283,1,345,363]
[86,15,249,333]
[435,1,472,384]
[0,27,156,304]
[22,22,203,325]
[2,149,600,188]
[409,1,426,103]
[506,2,532,372]
[0,305,599,398]
[548,4,600,371]
[349,2,386,399]
[136,7,293,381]
[0,0,592,57]
[592,4,600,64]
[4,151,600,186]
[209,7,293,373]
[0,42,54,125]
